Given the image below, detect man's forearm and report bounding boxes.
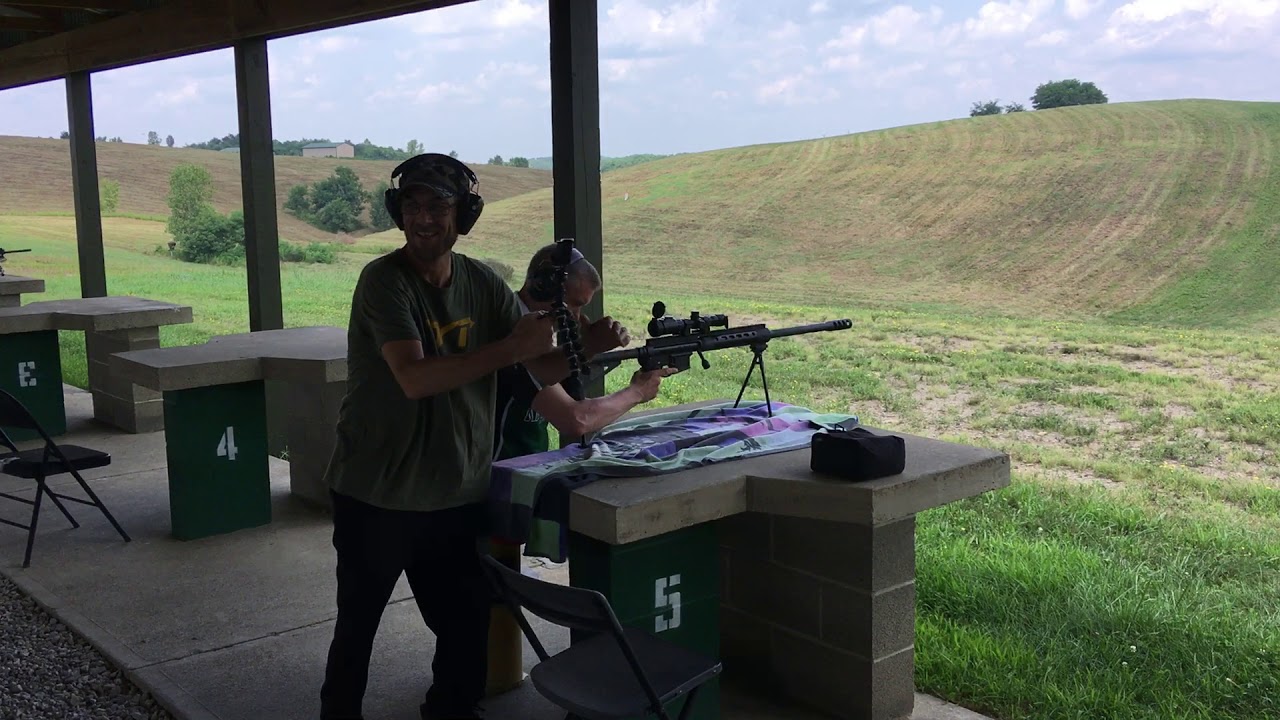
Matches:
[394,340,519,399]
[523,348,571,386]
[577,386,647,435]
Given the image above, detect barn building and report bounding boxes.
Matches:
[300,141,354,158]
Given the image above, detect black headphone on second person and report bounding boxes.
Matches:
[526,246,586,302]
[384,153,485,234]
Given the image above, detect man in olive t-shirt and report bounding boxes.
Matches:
[316,154,624,720]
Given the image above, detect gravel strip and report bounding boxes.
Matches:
[0,573,175,720]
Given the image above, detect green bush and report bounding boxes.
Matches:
[368,181,395,231]
[279,240,337,264]
[173,206,244,265]
[100,178,120,213]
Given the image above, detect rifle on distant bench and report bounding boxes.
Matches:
[587,301,853,417]
[0,247,31,277]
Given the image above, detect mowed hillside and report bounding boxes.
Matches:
[0,136,553,244]
[434,99,1280,329]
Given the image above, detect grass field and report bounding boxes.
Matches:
[0,135,553,244]
[2,99,1279,720]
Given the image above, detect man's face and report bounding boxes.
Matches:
[401,187,458,263]
[565,278,597,321]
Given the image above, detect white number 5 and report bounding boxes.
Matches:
[654,574,682,632]
[216,426,238,461]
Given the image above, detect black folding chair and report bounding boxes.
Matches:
[0,389,130,568]
[479,553,722,720]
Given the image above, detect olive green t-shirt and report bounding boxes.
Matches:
[324,248,522,512]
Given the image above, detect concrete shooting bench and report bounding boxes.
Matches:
[0,296,193,441]
[0,274,45,308]
[108,326,347,540]
[487,399,1010,720]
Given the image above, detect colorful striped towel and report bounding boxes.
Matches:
[486,400,857,561]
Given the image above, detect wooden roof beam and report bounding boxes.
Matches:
[2,1,141,9]
[0,0,475,92]
[0,15,63,32]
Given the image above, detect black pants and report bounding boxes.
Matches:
[320,490,492,720]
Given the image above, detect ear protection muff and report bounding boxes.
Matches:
[384,153,485,235]
[527,247,585,302]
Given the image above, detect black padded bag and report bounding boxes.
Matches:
[809,421,906,482]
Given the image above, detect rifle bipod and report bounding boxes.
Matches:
[732,340,774,417]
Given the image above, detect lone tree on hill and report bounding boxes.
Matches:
[1031,79,1107,110]
[970,99,1003,117]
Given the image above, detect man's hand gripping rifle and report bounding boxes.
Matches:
[587,301,853,417]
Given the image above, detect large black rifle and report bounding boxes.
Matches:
[0,247,31,277]
[588,301,853,417]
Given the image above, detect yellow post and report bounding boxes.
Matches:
[485,538,527,696]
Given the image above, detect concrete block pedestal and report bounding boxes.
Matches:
[282,378,346,511]
[719,513,917,719]
[87,325,165,432]
[0,274,45,308]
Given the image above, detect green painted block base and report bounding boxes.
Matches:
[0,330,66,441]
[163,381,271,540]
[569,523,721,720]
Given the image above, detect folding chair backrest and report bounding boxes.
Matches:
[481,555,619,635]
[0,389,41,432]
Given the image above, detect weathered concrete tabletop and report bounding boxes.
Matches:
[0,274,45,307]
[0,295,192,334]
[109,325,347,391]
[567,401,1010,544]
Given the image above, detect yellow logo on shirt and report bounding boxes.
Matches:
[428,317,475,351]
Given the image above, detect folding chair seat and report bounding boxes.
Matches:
[0,389,130,568]
[479,554,722,720]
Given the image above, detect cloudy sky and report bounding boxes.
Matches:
[0,0,1276,162]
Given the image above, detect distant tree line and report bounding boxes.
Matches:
[183,133,452,161]
[970,78,1107,117]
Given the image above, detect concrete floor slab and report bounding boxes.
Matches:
[0,460,414,668]
[153,595,570,720]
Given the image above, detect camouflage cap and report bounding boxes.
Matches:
[394,154,469,199]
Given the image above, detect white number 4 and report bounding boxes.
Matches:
[216,426,238,461]
[654,574,682,632]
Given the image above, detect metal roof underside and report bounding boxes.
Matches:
[0,0,475,92]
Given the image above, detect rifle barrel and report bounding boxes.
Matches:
[587,318,852,367]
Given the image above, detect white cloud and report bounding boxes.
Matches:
[869,5,943,47]
[600,0,723,50]
[1064,0,1102,19]
[1029,29,1070,45]
[964,0,1055,38]
[402,0,543,34]
[755,66,839,105]
[603,57,669,82]
[809,0,830,13]
[1102,0,1280,51]
[823,52,863,71]
[150,79,201,108]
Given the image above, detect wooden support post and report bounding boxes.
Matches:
[65,71,107,298]
[235,37,288,457]
[549,0,604,401]
[234,36,283,332]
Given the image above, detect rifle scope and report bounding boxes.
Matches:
[647,301,729,338]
